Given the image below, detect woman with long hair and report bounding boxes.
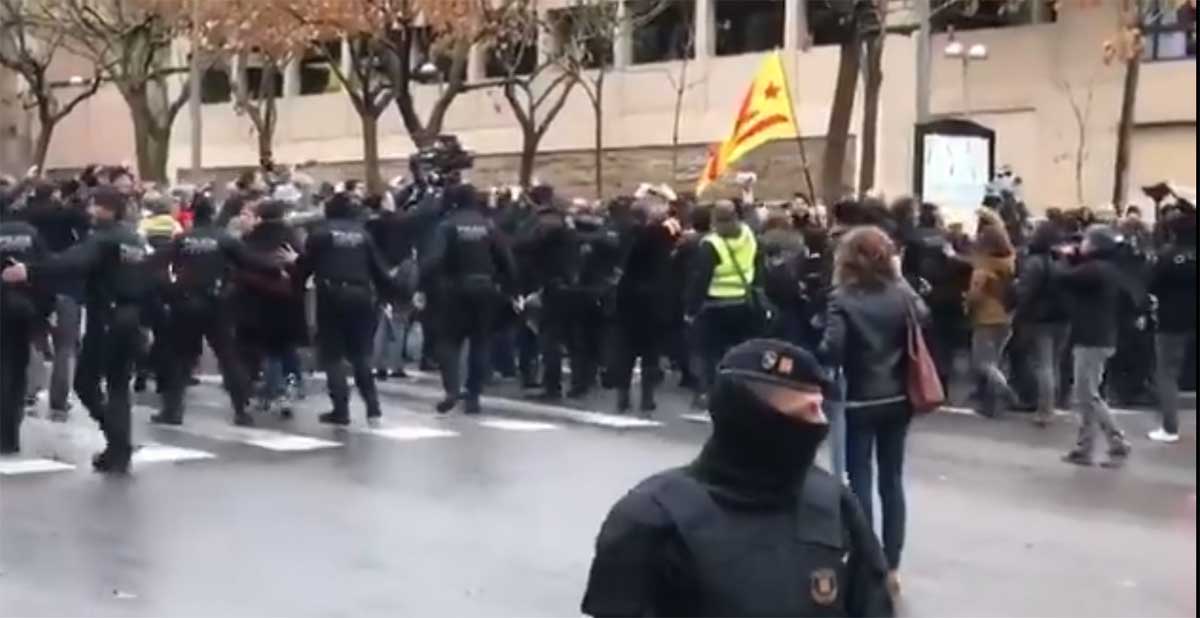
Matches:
[820,225,927,597]
[966,211,1019,418]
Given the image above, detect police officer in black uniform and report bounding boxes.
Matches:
[582,339,893,617]
[422,184,518,415]
[3,188,154,473]
[569,202,626,398]
[1,200,47,455]
[153,198,283,427]
[286,193,396,426]
[517,185,579,402]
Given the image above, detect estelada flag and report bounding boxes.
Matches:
[696,51,799,195]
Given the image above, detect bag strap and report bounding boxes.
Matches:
[718,235,752,290]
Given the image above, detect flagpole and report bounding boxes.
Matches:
[778,50,818,202]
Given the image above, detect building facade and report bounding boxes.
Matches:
[11,0,1198,210]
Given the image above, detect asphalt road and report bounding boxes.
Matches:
[1,373,1195,618]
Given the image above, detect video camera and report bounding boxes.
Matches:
[411,135,474,187]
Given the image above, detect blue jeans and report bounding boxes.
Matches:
[846,401,912,570]
[263,348,302,400]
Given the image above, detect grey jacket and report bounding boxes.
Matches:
[820,280,927,405]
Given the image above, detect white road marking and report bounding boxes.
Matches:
[679,413,712,424]
[133,444,216,465]
[478,419,560,432]
[0,458,76,476]
[356,424,459,441]
[133,406,342,452]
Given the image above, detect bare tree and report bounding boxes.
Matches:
[1058,73,1099,206]
[1108,0,1150,208]
[27,0,209,183]
[554,0,669,199]
[0,0,103,173]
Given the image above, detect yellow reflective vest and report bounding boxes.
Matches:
[702,225,757,299]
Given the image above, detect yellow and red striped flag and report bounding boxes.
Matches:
[696,51,799,196]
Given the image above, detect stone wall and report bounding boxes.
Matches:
[179,137,856,203]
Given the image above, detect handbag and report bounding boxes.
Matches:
[719,236,775,325]
[905,300,945,415]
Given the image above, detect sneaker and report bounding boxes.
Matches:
[92,451,130,474]
[1148,428,1181,444]
[887,571,902,598]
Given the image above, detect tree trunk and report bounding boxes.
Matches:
[671,59,689,188]
[126,92,170,183]
[361,113,384,194]
[519,129,540,187]
[592,85,605,200]
[1112,56,1140,208]
[32,115,55,176]
[823,36,862,203]
[258,125,276,173]
[858,36,884,196]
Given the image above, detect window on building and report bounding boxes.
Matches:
[300,41,342,95]
[485,39,540,78]
[412,27,470,84]
[1144,0,1197,61]
[630,0,694,64]
[932,0,1057,32]
[551,7,615,69]
[715,0,784,56]
[243,62,284,100]
[200,67,232,104]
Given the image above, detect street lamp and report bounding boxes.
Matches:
[944,33,989,116]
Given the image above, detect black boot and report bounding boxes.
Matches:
[435,396,459,415]
[639,385,658,415]
[233,412,255,427]
[463,398,482,416]
[318,411,350,426]
[150,412,183,426]
[92,450,131,474]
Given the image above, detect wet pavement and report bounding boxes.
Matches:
[1,374,1195,617]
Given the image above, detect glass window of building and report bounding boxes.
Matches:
[243,62,284,100]
[200,67,232,104]
[630,0,694,64]
[299,41,342,96]
[551,7,615,69]
[1143,0,1197,61]
[715,0,784,57]
[933,0,1057,32]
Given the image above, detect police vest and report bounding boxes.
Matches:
[703,226,757,299]
[651,467,851,617]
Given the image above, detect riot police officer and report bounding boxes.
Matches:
[1,201,47,455]
[153,198,283,427]
[285,193,396,426]
[421,184,518,415]
[2,188,155,473]
[582,340,894,617]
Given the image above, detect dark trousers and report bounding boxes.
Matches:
[927,317,967,401]
[1,318,33,453]
[517,324,540,386]
[1107,318,1156,405]
[316,290,381,419]
[567,294,606,393]
[438,289,496,401]
[75,307,142,463]
[611,323,663,400]
[539,288,571,396]
[846,401,912,570]
[700,302,761,390]
[1156,332,1194,435]
[162,296,252,420]
[47,294,81,411]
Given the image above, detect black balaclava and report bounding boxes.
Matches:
[692,340,831,508]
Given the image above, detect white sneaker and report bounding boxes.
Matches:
[1148,428,1181,444]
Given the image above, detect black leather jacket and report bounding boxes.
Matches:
[820,280,926,404]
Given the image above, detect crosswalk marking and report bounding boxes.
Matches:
[133,444,216,465]
[679,413,711,424]
[0,458,76,476]
[133,406,342,452]
[355,424,459,441]
[478,419,560,432]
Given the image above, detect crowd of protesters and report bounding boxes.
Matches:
[2,156,1196,468]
